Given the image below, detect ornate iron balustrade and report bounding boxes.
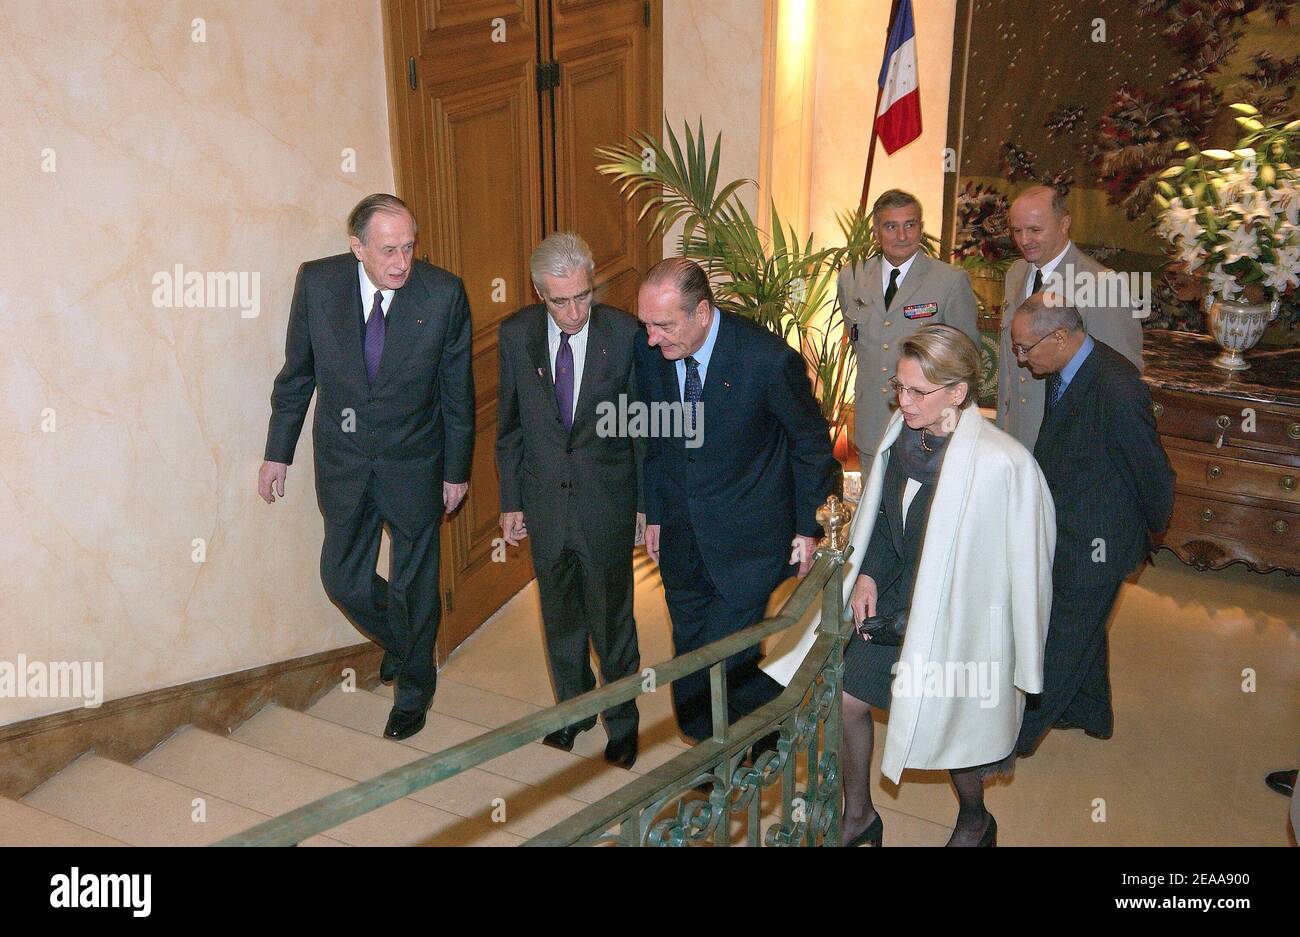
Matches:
[216,530,851,848]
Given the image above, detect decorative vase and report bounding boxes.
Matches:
[1205,295,1278,371]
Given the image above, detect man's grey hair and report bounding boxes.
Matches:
[348,193,417,243]
[1015,291,1085,337]
[530,231,595,292]
[872,188,923,217]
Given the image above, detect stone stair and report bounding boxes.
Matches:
[3,679,666,847]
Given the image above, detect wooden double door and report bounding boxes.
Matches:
[382,0,663,657]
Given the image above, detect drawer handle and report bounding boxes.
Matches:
[1200,508,1214,522]
[1152,402,1164,418]
[1206,465,1222,480]
[1283,475,1297,492]
[1215,414,1231,429]
[1289,422,1300,440]
[1273,519,1289,535]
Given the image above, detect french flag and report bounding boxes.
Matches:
[875,0,922,154]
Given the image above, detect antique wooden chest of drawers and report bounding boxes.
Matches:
[1143,330,1300,575]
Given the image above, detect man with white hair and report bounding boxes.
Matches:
[495,232,644,768]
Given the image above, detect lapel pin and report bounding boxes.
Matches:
[537,367,546,377]
[723,380,731,388]
[416,318,423,324]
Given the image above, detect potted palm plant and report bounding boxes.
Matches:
[596,120,938,458]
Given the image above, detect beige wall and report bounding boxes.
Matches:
[662,0,768,254]
[767,0,958,246]
[0,1,396,724]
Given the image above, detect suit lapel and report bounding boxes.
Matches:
[858,256,886,312]
[571,306,610,436]
[372,271,429,389]
[1036,342,1101,449]
[698,311,736,443]
[327,258,369,390]
[889,252,929,313]
[526,307,561,423]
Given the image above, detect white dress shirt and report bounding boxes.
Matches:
[547,312,590,424]
[882,252,919,295]
[1026,242,1072,299]
[358,263,394,321]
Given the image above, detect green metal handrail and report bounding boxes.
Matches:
[216,543,850,847]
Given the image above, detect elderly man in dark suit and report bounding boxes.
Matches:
[495,232,643,768]
[637,258,839,744]
[259,193,474,741]
[1009,293,1174,753]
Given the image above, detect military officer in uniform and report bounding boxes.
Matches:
[841,189,980,459]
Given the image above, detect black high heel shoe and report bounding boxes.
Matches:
[976,814,997,847]
[845,813,884,847]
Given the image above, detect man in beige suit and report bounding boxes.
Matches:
[999,185,1144,449]
[841,189,980,459]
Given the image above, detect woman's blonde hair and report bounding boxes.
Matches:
[898,324,980,409]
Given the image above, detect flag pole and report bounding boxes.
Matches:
[858,0,903,213]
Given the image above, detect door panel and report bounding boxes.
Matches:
[384,0,660,658]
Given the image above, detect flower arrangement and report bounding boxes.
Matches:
[1154,106,1300,304]
[951,182,1017,273]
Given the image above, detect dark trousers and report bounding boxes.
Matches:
[320,475,440,712]
[533,517,640,744]
[1016,577,1122,754]
[661,525,783,741]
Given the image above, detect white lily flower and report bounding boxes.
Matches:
[1262,260,1300,293]
[1208,268,1244,300]
[1217,224,1259,264]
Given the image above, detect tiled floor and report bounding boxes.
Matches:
[441,549,1298,846]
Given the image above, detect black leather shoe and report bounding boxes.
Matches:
[383,706,426,740]
[379,651,397,685]
[1265,769,1297,797]
[541,725,584,752]
[604,735,638,769]
[977,814,998,847]
[845,813,883,847]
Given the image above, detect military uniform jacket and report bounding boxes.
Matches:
[840,252,980,457]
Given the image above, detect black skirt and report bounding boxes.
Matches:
[843,630,902,710]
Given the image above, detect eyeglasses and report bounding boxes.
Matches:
[888,377,953,400]
[543,288,594,311]
[1011,328,1060,358]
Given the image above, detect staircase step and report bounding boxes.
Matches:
[136,726,520,847]
[21,753,340,847]
[309,686,633,804]
[234,702,588,839]
[0,796,126,847]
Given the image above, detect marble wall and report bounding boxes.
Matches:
[0,1,396,724]
[662,0,768,253]
[807,0,958,245]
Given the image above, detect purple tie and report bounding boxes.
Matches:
[364,291,386,384]
[555,331,574,433]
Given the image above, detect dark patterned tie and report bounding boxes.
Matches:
[364,291,386,384]
[1046,371,1063,410]
[1031,267,1044,297]
[684,355,702,431]
[884,267,900,310]
[555,331,574,433]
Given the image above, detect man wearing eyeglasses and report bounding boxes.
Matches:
[495,232,644,768]
[1008,293,1173,753]
[999,185,1144,450]
[841,189,980,458]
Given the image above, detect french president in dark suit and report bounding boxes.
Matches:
[1008,293,1174,753]
[496,232,643,769]
[259,194,475,742]
[636,258,839,743]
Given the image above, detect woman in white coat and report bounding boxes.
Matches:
[762,325,1055,847]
